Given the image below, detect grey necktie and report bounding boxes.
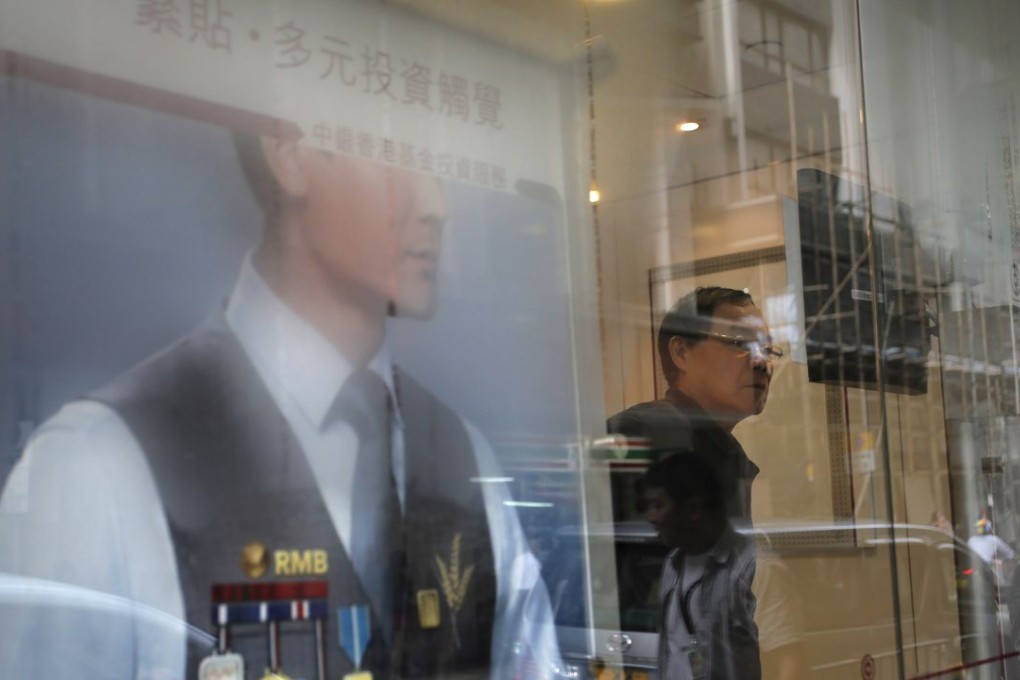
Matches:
[334,368,404,641]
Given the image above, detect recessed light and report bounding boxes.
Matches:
[676,120,701,133]
[589,184,601,204]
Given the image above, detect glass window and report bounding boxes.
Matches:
[3,1,1020,679]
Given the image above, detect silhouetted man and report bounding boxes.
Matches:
[645,452,759,679]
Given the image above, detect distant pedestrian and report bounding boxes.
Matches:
[968,518,1014,586]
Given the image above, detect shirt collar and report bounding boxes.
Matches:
[224,255,402,429]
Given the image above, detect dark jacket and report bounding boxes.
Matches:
[607,389,759,524]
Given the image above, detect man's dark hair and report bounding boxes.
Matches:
[644,451,725,514]
[657,286,755,386]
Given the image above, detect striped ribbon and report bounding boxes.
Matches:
[211,599,329,625]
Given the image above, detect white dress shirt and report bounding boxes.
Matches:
[0,257,563,678]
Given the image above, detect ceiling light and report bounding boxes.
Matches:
[589,183,601,204]
[676,120,701,133]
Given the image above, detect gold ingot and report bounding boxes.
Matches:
[240,541,269,578]
[416,589,441,629]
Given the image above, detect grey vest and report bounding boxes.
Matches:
[91,320,496,679]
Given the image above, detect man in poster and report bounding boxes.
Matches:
[0,131,562,679]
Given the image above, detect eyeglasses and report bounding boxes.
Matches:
[698,331,785,361]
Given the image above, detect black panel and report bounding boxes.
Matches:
[797,168,934,395]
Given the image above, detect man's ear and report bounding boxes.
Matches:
[259,136,308,199]
[668,335,691,375]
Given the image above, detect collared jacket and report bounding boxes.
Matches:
[607,389,759,525]
[658,526,760,680]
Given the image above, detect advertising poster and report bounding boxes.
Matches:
[0,1,590,676]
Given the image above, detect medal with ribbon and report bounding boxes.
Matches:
[338,604,373,680]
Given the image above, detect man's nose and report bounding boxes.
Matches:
[748,343,772,367]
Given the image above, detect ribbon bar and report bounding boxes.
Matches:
[211,580,329,603]
[212,599,329,625]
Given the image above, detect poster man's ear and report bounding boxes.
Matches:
[260,136,308,199]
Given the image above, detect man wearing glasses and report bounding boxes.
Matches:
[607,286,781,524]
[608,287,801,679]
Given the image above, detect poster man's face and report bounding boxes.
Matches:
[281,146,448,319]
